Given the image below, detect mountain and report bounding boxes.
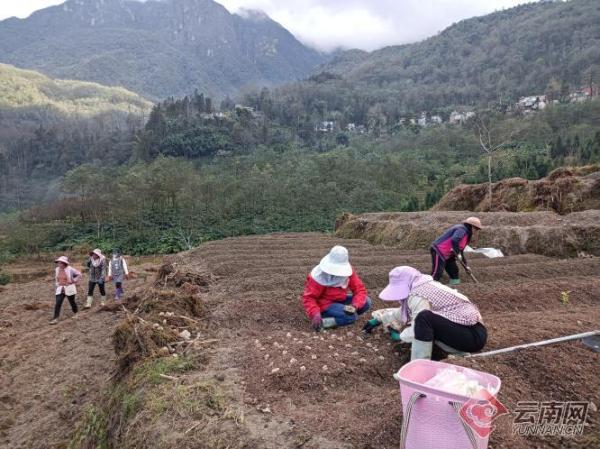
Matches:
[0,63,152,142]
[0,0,325,100]
[316,0,600,112]
[0,63,151,116]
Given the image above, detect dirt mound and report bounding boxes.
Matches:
[434,165,600,214]
[71,274,220,449]
[156,253,213,289]
[335,210,600,256]
[110,284,208,375]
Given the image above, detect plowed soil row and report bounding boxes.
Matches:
[176,233,599,449]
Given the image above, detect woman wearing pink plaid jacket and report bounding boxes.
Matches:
[363,266,487,361]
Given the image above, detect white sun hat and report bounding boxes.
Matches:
[318,245,353,277]
[90,248,103,258]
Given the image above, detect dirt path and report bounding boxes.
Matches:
[0,259,154,449]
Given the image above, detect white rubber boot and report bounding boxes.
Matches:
[100,296,107,306]
[84,296,93,309]
[410,340,433,361]
[322,317,337,329]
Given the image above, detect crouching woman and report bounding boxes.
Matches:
[301,245,372,331]
[366,266,486,360]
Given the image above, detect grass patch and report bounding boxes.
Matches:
[68,406,108,449]
[121,392,142,421]
[131,356,195,385]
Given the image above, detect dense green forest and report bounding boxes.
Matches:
[2,89,599,258]
[0,64,152,211]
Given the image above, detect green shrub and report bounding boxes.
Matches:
[0,272,10,285]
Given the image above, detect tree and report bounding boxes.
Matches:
[193,90,205,113]
[475,113,515,209]
[62,164,108,236]
[335,133,349,146]
[582,65,600,98]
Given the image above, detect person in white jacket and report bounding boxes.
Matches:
[51,256,82,325]
[107,249,129,303]
[363,266,487,360]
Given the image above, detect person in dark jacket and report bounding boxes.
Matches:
[430,217,482,285]
[85,249,106,308]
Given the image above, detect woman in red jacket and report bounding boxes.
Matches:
[301,245,371,331]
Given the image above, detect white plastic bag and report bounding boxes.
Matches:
[424,367,495,397]
[464,245,504,258]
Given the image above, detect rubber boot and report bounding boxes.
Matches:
[322,317,337,329]
[410,340,433,361]
[390,329,402,342]
[449,278,461,286]
[84,296,93,309]
[100,295,107,306]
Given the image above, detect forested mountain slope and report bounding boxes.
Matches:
[0,0,325,99]
[319,0,600,111]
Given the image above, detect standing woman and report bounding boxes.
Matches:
[430,217,482,285]
[107,249,129,303]
[50,256,82,325]
[85,248,107,309]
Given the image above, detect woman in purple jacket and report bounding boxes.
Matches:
[430,217,482,285]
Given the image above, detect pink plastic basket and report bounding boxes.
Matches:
[397,359,501,449]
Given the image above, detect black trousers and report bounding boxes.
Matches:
[87,281,106,296]
[414,310,487,352]
[54,293,78,319]
[430,248,459,281]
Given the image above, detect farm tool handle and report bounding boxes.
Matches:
[458,257,479,284]
[465,330,600,358]
[400,392,479,449]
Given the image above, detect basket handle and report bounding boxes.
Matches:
[399,393,479,449]
[450,401,480,449]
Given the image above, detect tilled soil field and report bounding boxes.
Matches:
[1,234,598,449]
[167,232,599,449]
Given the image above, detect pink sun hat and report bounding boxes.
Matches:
[55,256,70,265]
[379,266,431,302]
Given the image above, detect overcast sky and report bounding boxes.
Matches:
[1,0,540,51]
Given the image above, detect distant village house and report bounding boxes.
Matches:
[315,121,336,132]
